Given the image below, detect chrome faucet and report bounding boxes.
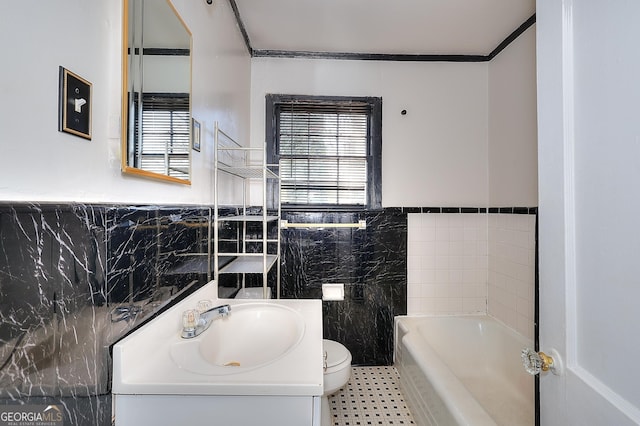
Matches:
[181,304,231,339]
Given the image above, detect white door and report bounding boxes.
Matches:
[537,0,640,424]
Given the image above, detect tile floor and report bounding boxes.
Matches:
[327,366,416,426]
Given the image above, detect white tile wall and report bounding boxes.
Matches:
[407,213,488,316]
[488,214,536,340]
[407,212,536,340]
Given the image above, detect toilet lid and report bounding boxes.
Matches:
[323,339,351,368]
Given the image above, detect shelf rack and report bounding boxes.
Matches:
[213,122,281,299]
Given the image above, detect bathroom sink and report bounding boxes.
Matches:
[170,302,305,375]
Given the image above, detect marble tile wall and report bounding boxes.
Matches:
[0,203,210,426]
[8,202,539,421]
[280,209,407,366]
[0,202,534,423]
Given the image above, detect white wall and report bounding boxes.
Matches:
[488,25,538,207]
[0,2,534,210]
[0,0,250,204]
[250,58,489,207]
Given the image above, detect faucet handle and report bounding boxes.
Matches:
[182,309,199,332]
[197,300,213,313]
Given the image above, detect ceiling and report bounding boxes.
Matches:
[232,0,536,57]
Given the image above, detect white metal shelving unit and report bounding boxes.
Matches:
[213,122,280,299]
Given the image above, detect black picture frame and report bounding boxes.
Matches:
[58,67,92,140]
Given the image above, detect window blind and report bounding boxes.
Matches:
[135,93,190,179]
[276,102,371,206]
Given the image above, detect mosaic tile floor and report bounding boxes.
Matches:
[328,366,416,426]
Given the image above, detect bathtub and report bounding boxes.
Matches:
[394,315,534,426]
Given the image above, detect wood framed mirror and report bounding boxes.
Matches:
[121,0,193,184]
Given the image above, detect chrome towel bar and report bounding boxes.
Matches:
[280,220,366,230]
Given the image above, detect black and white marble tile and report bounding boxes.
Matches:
[280,209,407,365]
[0,202,408,424]
[0,203,210,425]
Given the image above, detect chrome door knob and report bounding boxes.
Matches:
[522,348,563,376]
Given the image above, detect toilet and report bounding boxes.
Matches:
[322,339,352,426]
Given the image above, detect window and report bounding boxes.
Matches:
[133,93,190,179]
[266,95,382,210]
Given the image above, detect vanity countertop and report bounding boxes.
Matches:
[112,282,323,396]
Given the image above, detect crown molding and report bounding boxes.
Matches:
[229,0,535,63]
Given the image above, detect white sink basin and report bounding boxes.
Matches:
[112,283,323,397]
[170,302,305,375]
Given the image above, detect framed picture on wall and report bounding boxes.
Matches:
[192,118,201,152]
[58,66,92,140]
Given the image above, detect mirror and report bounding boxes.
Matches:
[121,0,192,184]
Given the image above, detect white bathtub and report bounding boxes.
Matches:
[395,315,534,426]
